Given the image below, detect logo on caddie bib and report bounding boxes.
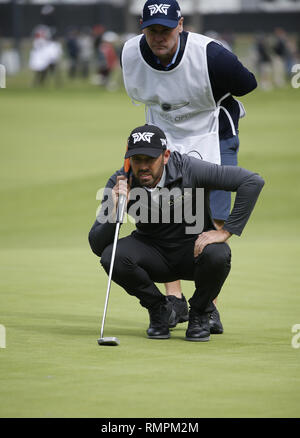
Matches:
[148,4,171,16]
[132,132,155,143]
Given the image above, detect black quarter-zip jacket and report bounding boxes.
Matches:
[88,153,264,258]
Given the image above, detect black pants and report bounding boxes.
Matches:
[101,233,231,313]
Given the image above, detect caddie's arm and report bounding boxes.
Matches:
[208,42,257,96]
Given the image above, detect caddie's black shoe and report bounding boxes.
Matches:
[209,304,224,334]
[167,295,189,328]
[147,300,174,339]
[185,309,210,342]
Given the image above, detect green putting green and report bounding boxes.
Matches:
[0,78,299,418]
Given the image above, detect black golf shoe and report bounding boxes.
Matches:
[147,300,174,339]
[167,295,189,328]
[209,304,224,334]
[185,308,210,342]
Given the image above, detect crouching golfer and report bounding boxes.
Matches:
[89,124,264,341]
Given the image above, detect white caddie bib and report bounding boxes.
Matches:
[122,32,224,164]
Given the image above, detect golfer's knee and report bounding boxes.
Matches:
[201,243,231,268]
[100,244,135,275]
[100,245,113,273]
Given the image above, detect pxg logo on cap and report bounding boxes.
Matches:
[148,4,170,16]
[132,132,155,144]
[125,125,167,158]
[141,0,181,29]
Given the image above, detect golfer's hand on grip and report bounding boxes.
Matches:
[111,176,131,220]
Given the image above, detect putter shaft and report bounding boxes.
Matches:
[100,221,121,339]
[99,194,126,340]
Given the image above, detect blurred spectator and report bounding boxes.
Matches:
[46,33,63,86]
[272,27,295,85]
[92,24,106,73]
[92,24,105,55]
[95,31,119,89]
[65,28,80,78]
[28,25,62,87]
[78,28,94,79]
[254,33,273,90]
[29,25,52,86]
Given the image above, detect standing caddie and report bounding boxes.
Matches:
[121,0,258,332]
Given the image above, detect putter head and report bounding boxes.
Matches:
[97,337,120,346]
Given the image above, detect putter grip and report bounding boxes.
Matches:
[116,194,126,223]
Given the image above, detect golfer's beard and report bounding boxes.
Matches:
[136,170,154,187]
[135,158,164,188]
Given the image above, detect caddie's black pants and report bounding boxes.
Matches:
[100,232,231,313]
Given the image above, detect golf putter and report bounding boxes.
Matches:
[97,193,126,346]
[98,155,130,346]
